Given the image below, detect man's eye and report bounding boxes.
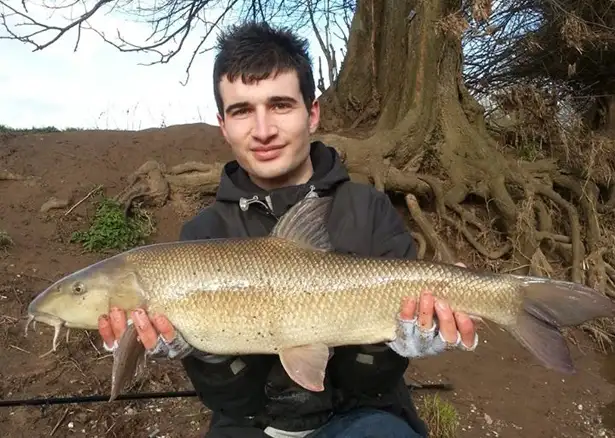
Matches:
[233,108,250,116]
[272,103,292,110]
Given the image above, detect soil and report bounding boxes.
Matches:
[0,124,613,438]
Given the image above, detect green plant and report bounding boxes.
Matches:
[418,394,460,438]
[0,230,13,248]
[71,197,154,252]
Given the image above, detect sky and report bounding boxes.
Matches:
[0,2,342,130]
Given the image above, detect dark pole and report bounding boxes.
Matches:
[0,390,198,407]
[0,382,453,408]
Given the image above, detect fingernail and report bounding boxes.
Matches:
[132,310,144,323]
[436,300,448,310]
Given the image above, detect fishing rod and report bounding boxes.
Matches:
[0,382,453,408]
[0,390,197,408]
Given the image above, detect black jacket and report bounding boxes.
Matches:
[178,141,427,437]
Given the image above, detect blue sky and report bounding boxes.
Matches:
[0,3,338,130]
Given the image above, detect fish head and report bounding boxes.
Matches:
[27,256,143,334]
[27,265,114,332]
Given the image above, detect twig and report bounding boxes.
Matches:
[50,407,69,436]
[64,185,102,216]
[9,344,31,354]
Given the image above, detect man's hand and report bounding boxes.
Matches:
[386,262,479,358]
[98,307,194,360]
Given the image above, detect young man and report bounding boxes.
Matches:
[98,22,478,438]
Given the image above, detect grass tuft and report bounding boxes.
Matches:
[418,394,460,438]
[70,197,155,252]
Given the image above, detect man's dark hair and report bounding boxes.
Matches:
[213,21,316,117]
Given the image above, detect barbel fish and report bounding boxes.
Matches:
[25,196,615,400]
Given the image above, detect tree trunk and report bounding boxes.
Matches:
[583,95,615,138]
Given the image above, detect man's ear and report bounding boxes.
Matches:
[217,113,229,141]
[308,99,320,134]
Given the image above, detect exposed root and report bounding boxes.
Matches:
[411,232,427,260]
[113,160,223,214]
[405,194,454,263]
[40,197,71,214]
[442,215,512,259]
[533,183,584,283]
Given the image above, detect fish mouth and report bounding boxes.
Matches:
[24,312,67,357]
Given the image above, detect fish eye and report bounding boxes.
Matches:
[72,282,86,295]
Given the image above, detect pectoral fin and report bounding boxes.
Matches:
[109,322,146,402]
[279,343,330,392]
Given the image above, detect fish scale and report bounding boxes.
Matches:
[25,195,615,399]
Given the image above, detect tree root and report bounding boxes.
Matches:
[113,160,223,213]
[410,232,427,260]
[404,194,454,263]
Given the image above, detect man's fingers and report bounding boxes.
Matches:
[434,299,457,343]
[455,312,476,348]
[417,290,434,330]
[132,309,159,350]
[98,314,116,349]
[151,314,176,342]
[399,297,417,320]
[454,262,467,268]
[109,307,127,340]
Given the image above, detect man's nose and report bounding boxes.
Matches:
[252,109,278,141]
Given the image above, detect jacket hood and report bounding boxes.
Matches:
[215,141,350,217]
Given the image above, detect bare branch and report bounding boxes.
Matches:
[0,0,355,84]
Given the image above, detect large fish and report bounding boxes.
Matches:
[25,196,615,400]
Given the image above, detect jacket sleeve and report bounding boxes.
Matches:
[177,210,274,421]
[368,190,418,260]
[328,184,418,261]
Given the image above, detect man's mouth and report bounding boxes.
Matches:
[251,145,285,161]
[24,312,67,357]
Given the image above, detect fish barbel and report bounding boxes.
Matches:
[25,196,615,400]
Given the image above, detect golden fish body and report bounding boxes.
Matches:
[122,237,522,355]
[25,196,615,399]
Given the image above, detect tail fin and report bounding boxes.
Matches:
[506,276,615,374]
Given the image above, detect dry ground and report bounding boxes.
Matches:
[0,124,613,437]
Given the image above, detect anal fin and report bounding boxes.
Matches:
[279,343,330,392]
[109,323,147,402]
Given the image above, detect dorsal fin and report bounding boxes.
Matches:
[270,196,334,251]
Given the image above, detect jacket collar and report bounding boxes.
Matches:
[215,141,350,218]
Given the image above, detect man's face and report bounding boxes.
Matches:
[217,70,320,189]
